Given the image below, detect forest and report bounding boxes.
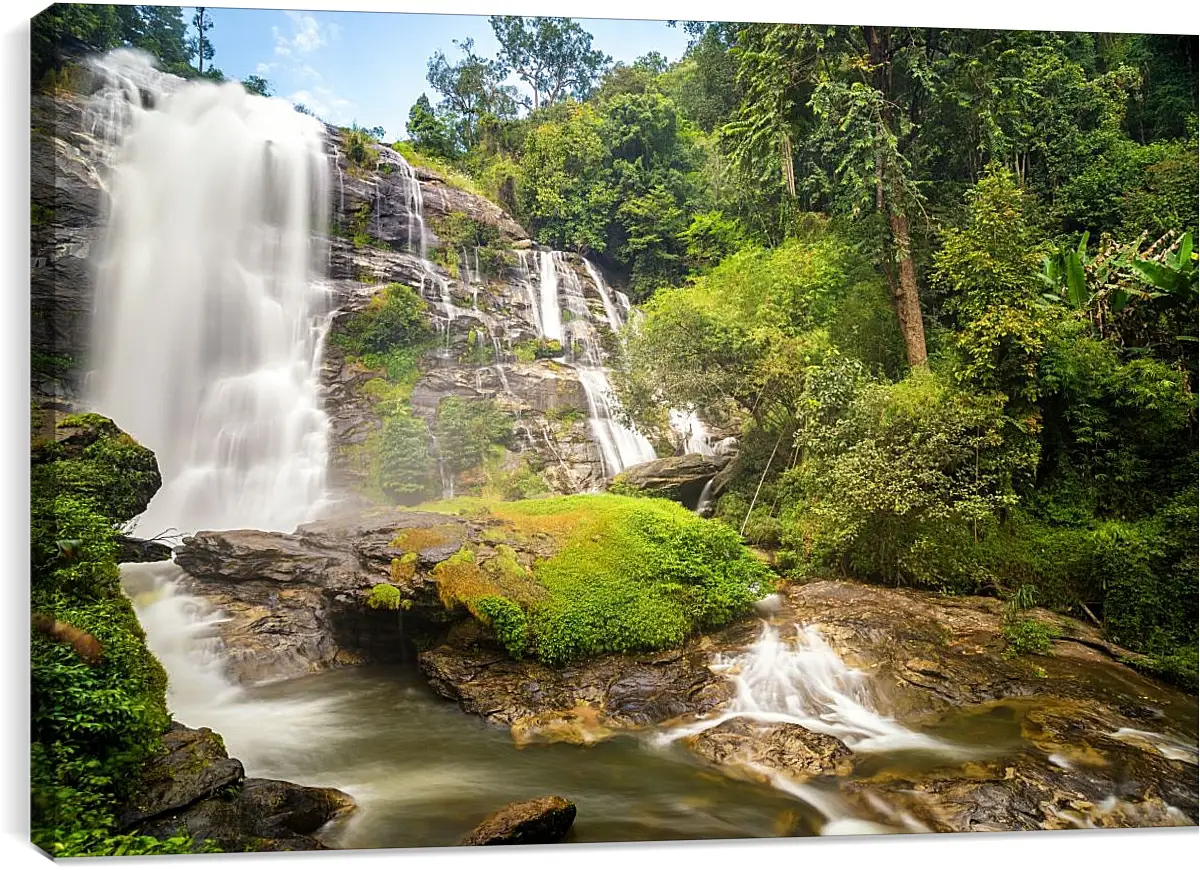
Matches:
[27,7,1200,858]
[395,18,1199,686]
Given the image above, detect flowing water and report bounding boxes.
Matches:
[86,50,333,535]
[528,250,656,476]
[123,565,827,847]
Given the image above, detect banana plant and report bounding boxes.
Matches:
[1040,231,1090,308]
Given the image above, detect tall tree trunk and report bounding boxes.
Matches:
[888,179,928,368]
[867,25,928,369]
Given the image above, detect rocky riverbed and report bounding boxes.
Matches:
[151,504,1198,835]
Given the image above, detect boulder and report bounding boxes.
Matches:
[684,719,854,780]
[612,453,726,508]
[460,796,577,846]
[117,723,246,831]
[121,723,355,851]
[136,777,356,852]
[418,641,739,736]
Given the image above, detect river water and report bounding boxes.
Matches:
[229,666,824,848]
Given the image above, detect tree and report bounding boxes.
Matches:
[725,24,934,368]
[189,6,214,75]
[31,4,191,83]
[407,94,459,160]
[426,38,518,150]
[241,75,271,97]
[132,6,191,74]
[489,16,611,111]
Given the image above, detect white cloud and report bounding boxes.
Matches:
[255,62,278,76]
[282,12,326,54]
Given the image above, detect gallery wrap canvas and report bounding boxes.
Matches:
[27,1,1199,860]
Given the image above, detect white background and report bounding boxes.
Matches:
[1,1,1197,867]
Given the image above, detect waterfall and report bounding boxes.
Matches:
[660,622,944,754]
[582,258,623,335]
[668,409,716,457]
[394,156,426,258]
[121,562,341,770]
[694,478,717,516]
[532,251,655,476]
[537,251,564,343]
[86,50,333,535]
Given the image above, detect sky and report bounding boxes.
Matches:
[179,7,693,141]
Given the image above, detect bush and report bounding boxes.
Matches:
[379,414,435,504]
[784,367,1038,591]
[334,284,431,358]
[1002,617,1056,658]
[433,397,512,477]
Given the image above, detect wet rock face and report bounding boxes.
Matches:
[613,453,727,508]
[684,719,854,781]
[418,645,736,736]
[460,796,577,846]
[119,723,355,851]
[30,93,109,406]
[323,129,662,501]
[687,582,1199,834]
[172,510,475,683]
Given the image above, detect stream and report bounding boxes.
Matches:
[124,561,1200,847]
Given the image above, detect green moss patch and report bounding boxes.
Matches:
[419,494,775,665]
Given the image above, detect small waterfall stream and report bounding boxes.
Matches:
[659,622,946,754]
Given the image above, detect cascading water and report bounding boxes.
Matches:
[668,408,716,457]
[122,562,342,771]
[582,258,623,335]
[537,250,564,343]
[660,622,946,754]
[557,253,656,475]
[87,50,333,535]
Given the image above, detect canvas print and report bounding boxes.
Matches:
[28,2,1199,857]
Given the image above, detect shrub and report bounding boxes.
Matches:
[379,414,435,504]
[784,367,1038,591]
[334,284,431,358]
[1002,618,1055,658]
[433,397,512,477]
[342,126,378,170]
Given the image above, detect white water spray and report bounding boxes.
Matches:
[537,251,564,343]
[660,622,944,754]
[122,562,342,771]
[87,51,333,534]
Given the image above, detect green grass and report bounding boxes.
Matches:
[392,141,485,198]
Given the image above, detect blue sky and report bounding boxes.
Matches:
[180,7,692,141]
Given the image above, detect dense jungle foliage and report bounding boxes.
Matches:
[400,19,1199,686]
[29,411,214,856]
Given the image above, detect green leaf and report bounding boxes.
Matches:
[1064,251,1088,308]
[1177,232,1193,267]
